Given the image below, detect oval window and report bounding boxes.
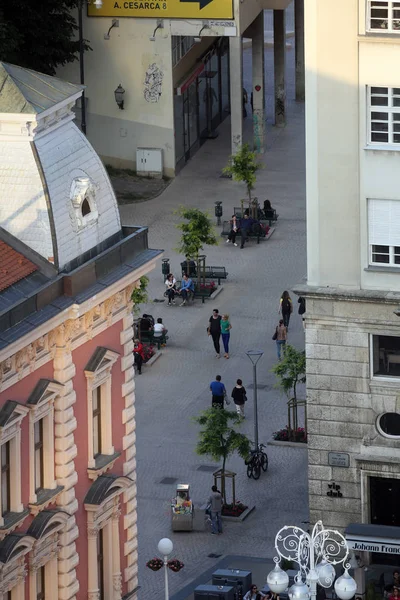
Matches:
[377,413,400,438]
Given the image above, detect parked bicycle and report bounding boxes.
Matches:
[245,443,268,480]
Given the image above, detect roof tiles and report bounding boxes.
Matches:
[0,241,38,292]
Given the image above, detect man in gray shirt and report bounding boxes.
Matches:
[208,485,223,535]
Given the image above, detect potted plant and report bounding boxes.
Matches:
[223,143,261,216]
[272,345,306,442]
[193,407,251,506]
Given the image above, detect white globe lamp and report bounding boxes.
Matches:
[315,560,336,587]
[267,564,290,594]
[334,570,357,600]
[288,578,311,600]
[158,538,173,557]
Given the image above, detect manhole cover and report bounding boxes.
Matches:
[159,477,178,484]
[197,465,217,472]
[208,553,223,558]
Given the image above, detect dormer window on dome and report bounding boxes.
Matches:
[70,176,98,231]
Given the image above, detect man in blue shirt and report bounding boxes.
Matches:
[179,274,195,306]
[210,375,226,408]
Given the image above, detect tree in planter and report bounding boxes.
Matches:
[194,407,251,505]
[175,207,218,284]
[272,345,306,442]
[131,276,149,315]
[223,143,261,214]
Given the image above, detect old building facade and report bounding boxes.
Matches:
[297,0,400,583]
[0,63,161,599]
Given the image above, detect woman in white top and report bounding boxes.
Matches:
[243,585,268,600]
[153,318,167,338]
[165,273,177,306]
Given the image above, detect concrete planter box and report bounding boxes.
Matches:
[144,350,162,367]
[222,505,255,522]
[267,438,307,449]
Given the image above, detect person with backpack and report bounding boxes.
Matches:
[279,291,293,329]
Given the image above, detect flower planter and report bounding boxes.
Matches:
[222,501,248,517]
[146,558,163,571]
[272,426,307,444]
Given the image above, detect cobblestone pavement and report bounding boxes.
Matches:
[119,40,308,600]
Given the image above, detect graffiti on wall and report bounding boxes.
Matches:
[144,63,163,103]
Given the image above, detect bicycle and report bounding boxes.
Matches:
[245,443,269,480]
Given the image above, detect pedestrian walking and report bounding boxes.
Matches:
[221,314,232,358]
[165,273,176,306]
[207,485,223,535]
[226,214,238,246]
[133,339,144,375]
[231,378,247,417]
[273,319,287,360]
[208,308,222,357]
[279,290,293,329]
[210,375,226,408]
[178,273,194,305]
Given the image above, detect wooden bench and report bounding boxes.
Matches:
[221,221,267,244]
[233,206,279,226]
[140,330,168,349]
[175,281,215,304]
[180,264,228,285]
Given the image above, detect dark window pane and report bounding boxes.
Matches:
[371,122,389,132]
[371,8,388,18]
[371,97,388,106]
[393,123,400,132]
[371,87,389,95]
[371,18,388,28]
[394,255,400,264]
[372,111,389,120]
[393,98,400,106]
[373,245,390,253]
[393,134,400,142]
[393,88,400,94]
[371,132,389,142]
[379,413,400,436]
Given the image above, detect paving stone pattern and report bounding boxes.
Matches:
[119,42,308,600]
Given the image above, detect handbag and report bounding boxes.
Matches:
[272,327,278,341]
[244,394,248,402]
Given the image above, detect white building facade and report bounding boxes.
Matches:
[57,0,295,176]
[298,0,400,584]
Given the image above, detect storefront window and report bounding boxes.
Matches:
[210,54,220,123]
[220,47,230,116]
[174,95,185,165]
[188,81,198,151]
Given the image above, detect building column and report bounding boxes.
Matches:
[53,324,79,600]
[87,528,100,600]
[274,9,286,127]
[229,36,243,155]
[121,307,139,595]
[295,0,305,101]
[112,507,122,600]
[252,12,265,154]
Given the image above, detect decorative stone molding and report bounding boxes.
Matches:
[69,176,99,232]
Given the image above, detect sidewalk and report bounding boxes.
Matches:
[119,46,307,600]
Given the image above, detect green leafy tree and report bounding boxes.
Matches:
[194,407,251,503]
[223,143,261,205]
[0,1,90,75]
[175,207,218,278]
[131,276,149,315]
[272,344,306,440]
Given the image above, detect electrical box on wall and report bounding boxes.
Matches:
[136,148,163,179]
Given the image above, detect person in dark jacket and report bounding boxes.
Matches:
[208,309,222,357]
[239,214,254,249]
[231,378,246,417]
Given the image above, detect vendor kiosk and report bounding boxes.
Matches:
[171,483,194,531]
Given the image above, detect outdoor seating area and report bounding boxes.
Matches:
[180,263,228,285]
[140,329,169,350]
[174,280,217,304]
[221,220,268,244]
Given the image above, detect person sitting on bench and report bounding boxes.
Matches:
[179,274,194,306]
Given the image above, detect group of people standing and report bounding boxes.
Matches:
[272,291,305,359]
[207,308,231,358]
[165,272,194,306]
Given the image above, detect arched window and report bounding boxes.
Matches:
[377,413,400,438]
[82,197,91,217]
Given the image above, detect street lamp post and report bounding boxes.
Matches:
[78,0,103,135]
[246,350,264,448]
[267,521,357,600]
[158,538,174,600]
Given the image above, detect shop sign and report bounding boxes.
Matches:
[88,0,233,19]
[328,452,350,468]
[347,538,400,555]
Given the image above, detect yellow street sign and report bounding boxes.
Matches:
[88,0,233,19]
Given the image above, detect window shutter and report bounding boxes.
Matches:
[368,199,400,245]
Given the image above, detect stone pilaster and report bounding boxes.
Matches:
[120,310,138,596]
[53,324,79,600]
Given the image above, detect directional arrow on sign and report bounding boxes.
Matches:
[180,0,213,9]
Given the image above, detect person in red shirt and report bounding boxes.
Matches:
[389,587,400,600]
[133,339,144,375]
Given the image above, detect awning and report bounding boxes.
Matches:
[176,63,205,96]
[345,523,400,555]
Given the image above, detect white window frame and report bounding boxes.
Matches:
[368,86,400,147]
[27,391,57,505]
[0,404,29,526]
[368,198,400,266]
[376,412,400,438]
[366,0,400,33]
[85,349,119,470]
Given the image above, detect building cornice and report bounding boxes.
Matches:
[293,283,400,305]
